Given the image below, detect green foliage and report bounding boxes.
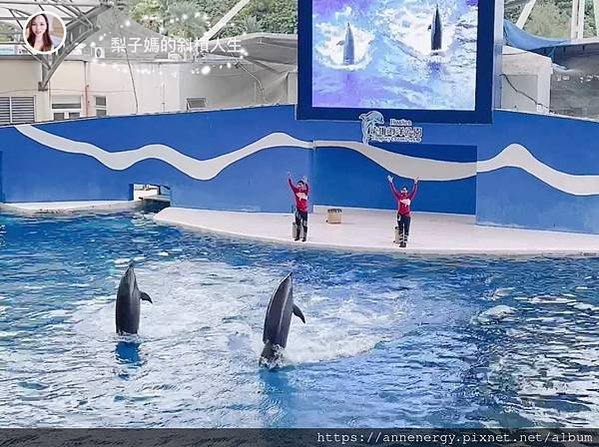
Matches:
[129,0,596,39]
[505,0,599,38]
[126,0,296,38]
[130,0,209,37]
[524,1,570,37]
[0,22,18,43]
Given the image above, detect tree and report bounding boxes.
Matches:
[507,0,599,38]
[129,0,298,38]
[0,22,18,43]
[130,0,210,37]
[524,1,570,37]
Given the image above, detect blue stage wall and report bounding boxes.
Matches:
[0,107,316,213]
[0,106,476,215]
[0,106,598,234]
[473,112,599,234]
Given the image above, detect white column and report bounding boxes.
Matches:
[571,0,580,38]
[577,0,586,38]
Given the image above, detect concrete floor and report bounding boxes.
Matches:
[154,206,599,256]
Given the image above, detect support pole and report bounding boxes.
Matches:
[201,0,252,41]
[516,0,537,28]
[571,0,581,38]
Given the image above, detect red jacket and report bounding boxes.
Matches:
[289,178,309,212]
[390,182,418,216]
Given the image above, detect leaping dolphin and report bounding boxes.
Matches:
[115,265,152,335]
[337,22,356,65]
[259,273,306,366]
[429,6,443,52]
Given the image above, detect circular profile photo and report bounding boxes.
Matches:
[23,11,66,55]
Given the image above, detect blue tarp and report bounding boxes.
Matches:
[503,20,568,51]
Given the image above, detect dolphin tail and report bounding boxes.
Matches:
[293,304,306,323]
[140,292,153,304]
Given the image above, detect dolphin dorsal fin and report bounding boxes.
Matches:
[293,304,306,324]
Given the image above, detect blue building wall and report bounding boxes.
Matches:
[473,112,599,234]
[313,143,477,215]
[0,106,598,233]
[0,107,316,213]
[0,106,476,215]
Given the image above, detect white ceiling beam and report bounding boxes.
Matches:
[201,0,252,41]
[516,0,537,28]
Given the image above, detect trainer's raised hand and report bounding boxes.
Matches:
[387,175,393,183]
[414,177,420,183]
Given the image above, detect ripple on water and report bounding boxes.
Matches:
[0,213,598,427]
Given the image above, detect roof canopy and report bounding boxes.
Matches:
[0,0,107,27]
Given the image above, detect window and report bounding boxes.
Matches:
[186,97,206,111]
[0,96,35,125]
[51,95,81,121]
[95,96,107,116]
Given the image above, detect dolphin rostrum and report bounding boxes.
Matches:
[429,6,443,52]
[337,22,356,65]
[115,265,152,335]
[259,273,306,366]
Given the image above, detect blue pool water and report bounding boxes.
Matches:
[312,0,478,111]
[1,212,598,428]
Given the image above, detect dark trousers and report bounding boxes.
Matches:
[295,210,308,240]
[397,214,411,245]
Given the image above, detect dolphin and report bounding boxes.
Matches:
[115,265,152,335]
[259,273,306,366]
[337,22,356,65]
[429,6,443,52]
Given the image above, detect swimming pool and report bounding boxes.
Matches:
[1,212,598,428]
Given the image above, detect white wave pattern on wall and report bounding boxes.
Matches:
[14,125,599,196]
[15,125,314,180]
[478,143,599,196]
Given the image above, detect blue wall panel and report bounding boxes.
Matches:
[476,168,599,233]
[313,145,477,215]
[0,106,598,233]
[474,112,599,234]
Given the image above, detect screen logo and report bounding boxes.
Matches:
[359,111,423,144]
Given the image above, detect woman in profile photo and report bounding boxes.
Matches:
[26,14,53,53]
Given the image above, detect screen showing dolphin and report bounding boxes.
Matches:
[337,23,356,65]
[430,6,443,52]
[299,0,495,123]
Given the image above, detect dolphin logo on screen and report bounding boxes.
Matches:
[358,111,385,145]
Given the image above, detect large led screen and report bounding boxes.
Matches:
[297,0,498,123]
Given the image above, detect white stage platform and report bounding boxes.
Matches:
[154,206,599,256]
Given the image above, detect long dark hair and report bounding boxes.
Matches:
[27,14,53,52]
